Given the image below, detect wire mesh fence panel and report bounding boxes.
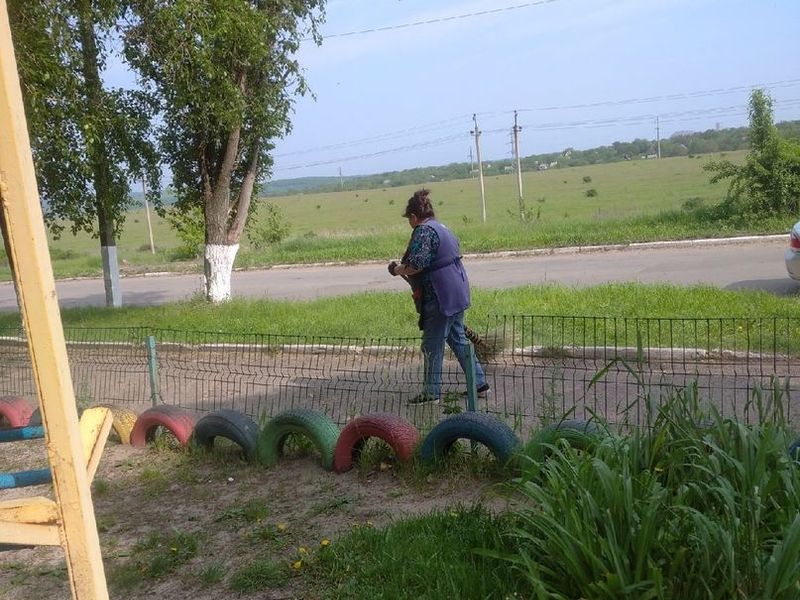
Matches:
[475,315,799,433]
[0,318,796,435]
[0,327,151,413]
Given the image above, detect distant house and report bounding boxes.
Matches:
[548,161,558,168]
[537,164,548,171]
[503,166,513,172]
[383,179,391,185]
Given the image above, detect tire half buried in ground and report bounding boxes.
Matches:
[258,408,339,471]
[333,413,420,473]
[421,412,520,465]
[193,409,259,461]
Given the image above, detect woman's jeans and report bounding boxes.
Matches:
[420,297,486,399]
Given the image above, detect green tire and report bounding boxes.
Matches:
[258,408,340,471]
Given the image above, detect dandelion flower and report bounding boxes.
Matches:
[291,560,302,570]
[277,522,288,532]
[320,539,330,547]
[298,546,308,555]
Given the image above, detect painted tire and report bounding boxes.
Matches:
[97,405,138,445]
[789,438,800,462]
[421,412,521,465]
[523,419,604,463]
[333,413,420,474]
[0,396,34,428]
[258,408,339,470]
[130,405,197,448]
[193,409,260,461]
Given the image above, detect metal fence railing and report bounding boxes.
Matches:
[1,316,797,435]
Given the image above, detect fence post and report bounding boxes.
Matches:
[146,335,159,407]
[465,341,477,412]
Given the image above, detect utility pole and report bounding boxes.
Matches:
[471,114,486,223]
[468,147,474,178]
[141,176,155,254]
[513,110,524,220]
[338,167,343,190]
[656,115,661,159]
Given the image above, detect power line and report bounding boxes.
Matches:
[515,78,800,113]
[276,80,800,159]
[273,97,800,172]
[310,0,561,41]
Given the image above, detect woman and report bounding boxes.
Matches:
[388,189,489,403]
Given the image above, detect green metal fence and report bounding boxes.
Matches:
[0,316,797,433]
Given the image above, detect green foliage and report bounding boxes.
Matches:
[585,188,598,197]
[705,89,800,216]
[167,204,205,259]
[124,0,325,270]
[505,386,800,599]
[109,529,199,590]
[248,202,291,249]
[7,0,160,241]
[229,560,289,593]
[307,505,518,599]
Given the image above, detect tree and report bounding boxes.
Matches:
[125,0,325,303]
[8,0,160,307]
[704,89,800,216]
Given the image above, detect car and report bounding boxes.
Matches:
[785,221,800,280]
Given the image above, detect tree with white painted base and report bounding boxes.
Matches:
[125,0,324,303]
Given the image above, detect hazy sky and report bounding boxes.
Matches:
[266,0,800,179]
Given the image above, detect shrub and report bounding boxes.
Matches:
[582,175,592,183]
[585,188,598,197]
[248,203,290,250]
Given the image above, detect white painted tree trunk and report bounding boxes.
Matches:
[204,243,239,303]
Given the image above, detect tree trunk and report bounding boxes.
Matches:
[202,124,250,303]
[77,0,121,307]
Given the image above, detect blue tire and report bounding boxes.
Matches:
[421,412,520,465]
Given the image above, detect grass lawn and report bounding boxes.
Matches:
[6,150,792,281]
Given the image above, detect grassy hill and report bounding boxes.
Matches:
[6,148,793,281]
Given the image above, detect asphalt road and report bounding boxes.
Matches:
[0,236,796,312]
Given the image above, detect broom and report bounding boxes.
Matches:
[397,269,504,362]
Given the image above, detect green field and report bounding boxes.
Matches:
[8,149,793,281]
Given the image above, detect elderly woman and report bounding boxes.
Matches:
[388,189,489,403]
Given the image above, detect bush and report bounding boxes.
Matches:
[585,188,598,197]
[248,203,290,250]
[582,175,592,183]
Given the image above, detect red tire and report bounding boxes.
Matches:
[0,396,34,428]
[333,413,420,474]
[130,405,197,448]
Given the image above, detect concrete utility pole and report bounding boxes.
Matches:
[468,146,474,177]
[471,114,486,223]
[513,110,524,220]
[141,176,155,254]
[338,166,343,190]
[656,115,661,159]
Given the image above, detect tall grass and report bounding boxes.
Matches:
[504,386,800,599]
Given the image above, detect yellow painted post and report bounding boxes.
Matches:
[0,3,109,599]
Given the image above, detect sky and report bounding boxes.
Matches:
[102,0,800,182]
[264,0,800,180]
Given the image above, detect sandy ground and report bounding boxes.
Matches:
[0,436,509,599]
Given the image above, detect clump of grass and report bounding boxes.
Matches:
[108,529,199,591]
[215,498,269,523]
[229,560,289,593]
[306,504,518,599]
